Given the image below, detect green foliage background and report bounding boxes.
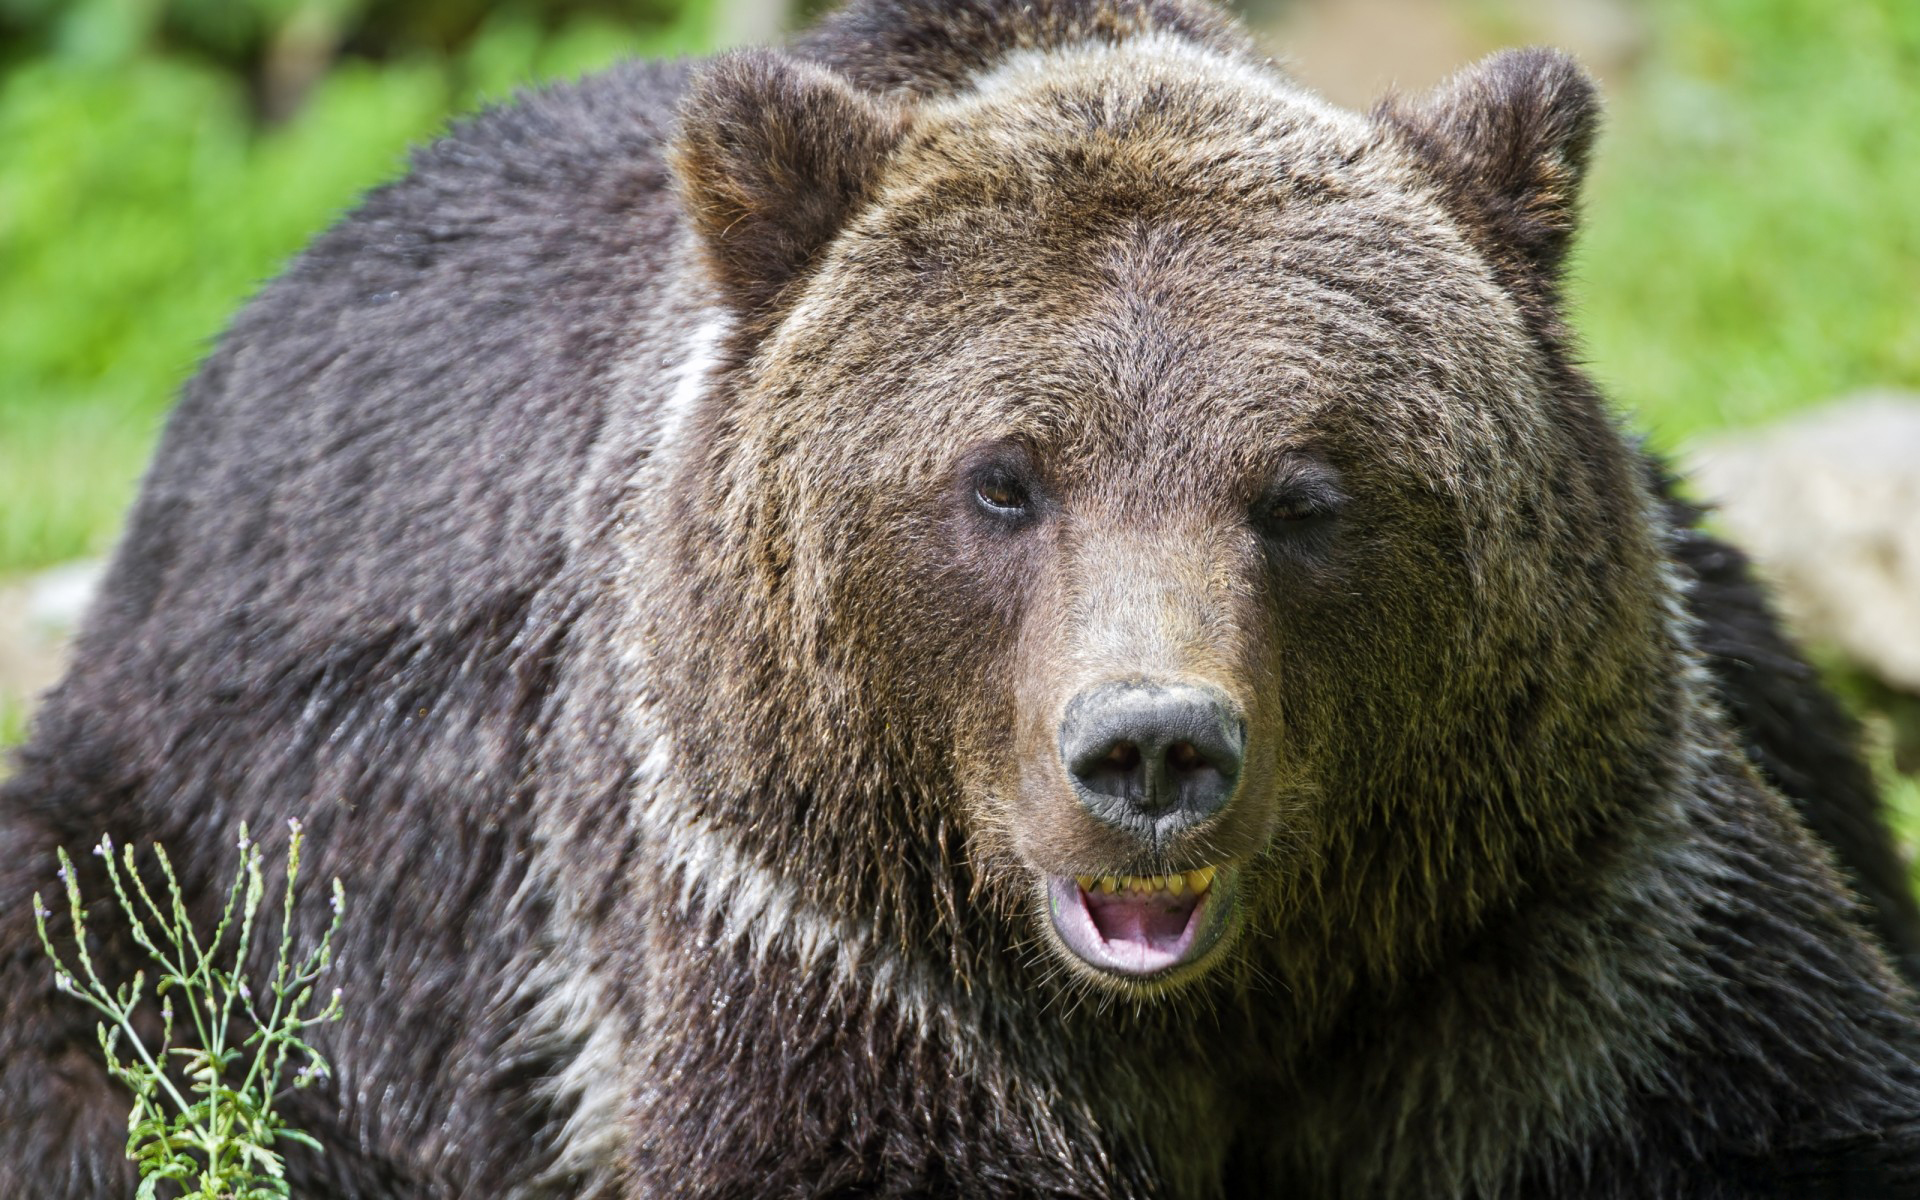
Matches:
[1574,0,1920,443]
[0,0,1916,836]
[1,0,716,571]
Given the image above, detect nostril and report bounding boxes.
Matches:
[1106,743,1142,772]
[1167,741,1201,773]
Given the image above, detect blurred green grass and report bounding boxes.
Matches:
[1573,0,1920,447]
[0,693,24,751]
[0,0,716,572]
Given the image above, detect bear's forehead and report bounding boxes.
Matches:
[870,33,1444,242]
[813,33,1520,381]
[774,208,1528,463]
[760,218,1540,502]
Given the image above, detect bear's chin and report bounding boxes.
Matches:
[1040,868,1239,987]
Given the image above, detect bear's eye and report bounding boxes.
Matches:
[1258,496,1329,525]
[973,469,1032,518]
[1253,468,1346,552]
[957,441,1047,531]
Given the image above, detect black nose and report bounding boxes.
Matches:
[1059,683,1243,836]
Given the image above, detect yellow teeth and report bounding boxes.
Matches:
[1074,867,1218,896]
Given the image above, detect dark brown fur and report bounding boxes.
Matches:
[3,2,1917,1196]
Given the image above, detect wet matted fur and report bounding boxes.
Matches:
[4,1,1918,1196]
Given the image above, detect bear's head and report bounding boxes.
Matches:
[649,14,1683,1000]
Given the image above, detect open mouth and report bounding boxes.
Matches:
[1045,867,1229,978]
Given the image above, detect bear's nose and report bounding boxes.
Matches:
[1059,683,1244,836]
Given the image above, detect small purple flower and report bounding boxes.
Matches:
[238,980,251,1002]
[287,817,303,835]
[55,864,68,883]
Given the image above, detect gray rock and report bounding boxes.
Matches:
[1688,394,1920,692]
[22,559,104,636]
[0,559,103,742]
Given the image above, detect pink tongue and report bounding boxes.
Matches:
[1084,888,1200,953]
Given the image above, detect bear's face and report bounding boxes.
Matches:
[670,39,1647,993]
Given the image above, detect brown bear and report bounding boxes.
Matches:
[4,0,1919,1196]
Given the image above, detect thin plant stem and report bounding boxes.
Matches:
[33,821,346,1196]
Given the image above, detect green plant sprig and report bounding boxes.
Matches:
[34,820,346,1199]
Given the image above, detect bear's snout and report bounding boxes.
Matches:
[1059,682,1244,840]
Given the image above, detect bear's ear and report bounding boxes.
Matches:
[1377,48,1600,291]
[671,50,909,321]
